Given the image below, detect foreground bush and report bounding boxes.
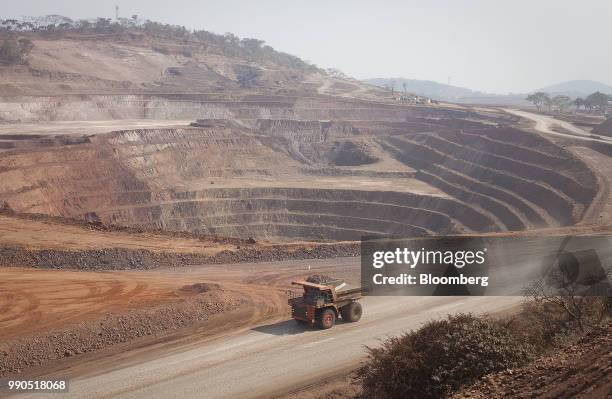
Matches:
[357,314,534,399]
[522,276,611,348]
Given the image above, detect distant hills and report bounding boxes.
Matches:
[364,78,612,105]
[363,78,484,101]
[363,78,525,105]
[537,80,612,97]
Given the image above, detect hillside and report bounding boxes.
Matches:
[593,117,612,137]
[0,18,382,98]
[456,324,612,398]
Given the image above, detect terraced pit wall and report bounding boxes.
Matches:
[0,96,600,241]
[0,94,514,123]
[379,127,598,229]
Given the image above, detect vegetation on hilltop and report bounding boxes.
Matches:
[526,90,611,114]
[0,16,321,73]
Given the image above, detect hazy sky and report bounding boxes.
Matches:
[4,0,612,93]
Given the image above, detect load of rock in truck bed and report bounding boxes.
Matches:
[305,274,349,291]
[305,274,335,284]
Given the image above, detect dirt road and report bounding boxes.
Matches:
[503,108,612,144]
[5,257,521,399]
[7,235,607,398]
[21,298,519,399]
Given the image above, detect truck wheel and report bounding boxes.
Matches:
[340,302,362,322]
[317,308,336,329]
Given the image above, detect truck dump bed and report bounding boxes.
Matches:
[335,287,362,301]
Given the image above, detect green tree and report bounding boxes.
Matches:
[0,38,20,64]
[0,19,18,31]
[18,38,33,54]
[76,19,92,31]
[573,97,585,111]
[586,91,610,112]
[526,92,550,112]
[0,37,35,65]
[94,18,112,33]
[552,95,571,113]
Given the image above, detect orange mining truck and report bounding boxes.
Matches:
[288,279,362,329]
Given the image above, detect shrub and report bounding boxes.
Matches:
[0,37,33,64]
[518,294,610,348]
[521,268,612,348]
[181,46,193,57]
[234,64,260,87]
[357,314,534,399]
[152,45,169,55]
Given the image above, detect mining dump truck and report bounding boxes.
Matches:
[288,279,362,329]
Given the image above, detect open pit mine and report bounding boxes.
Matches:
[1,22,611,399]
[0,94,600,241]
